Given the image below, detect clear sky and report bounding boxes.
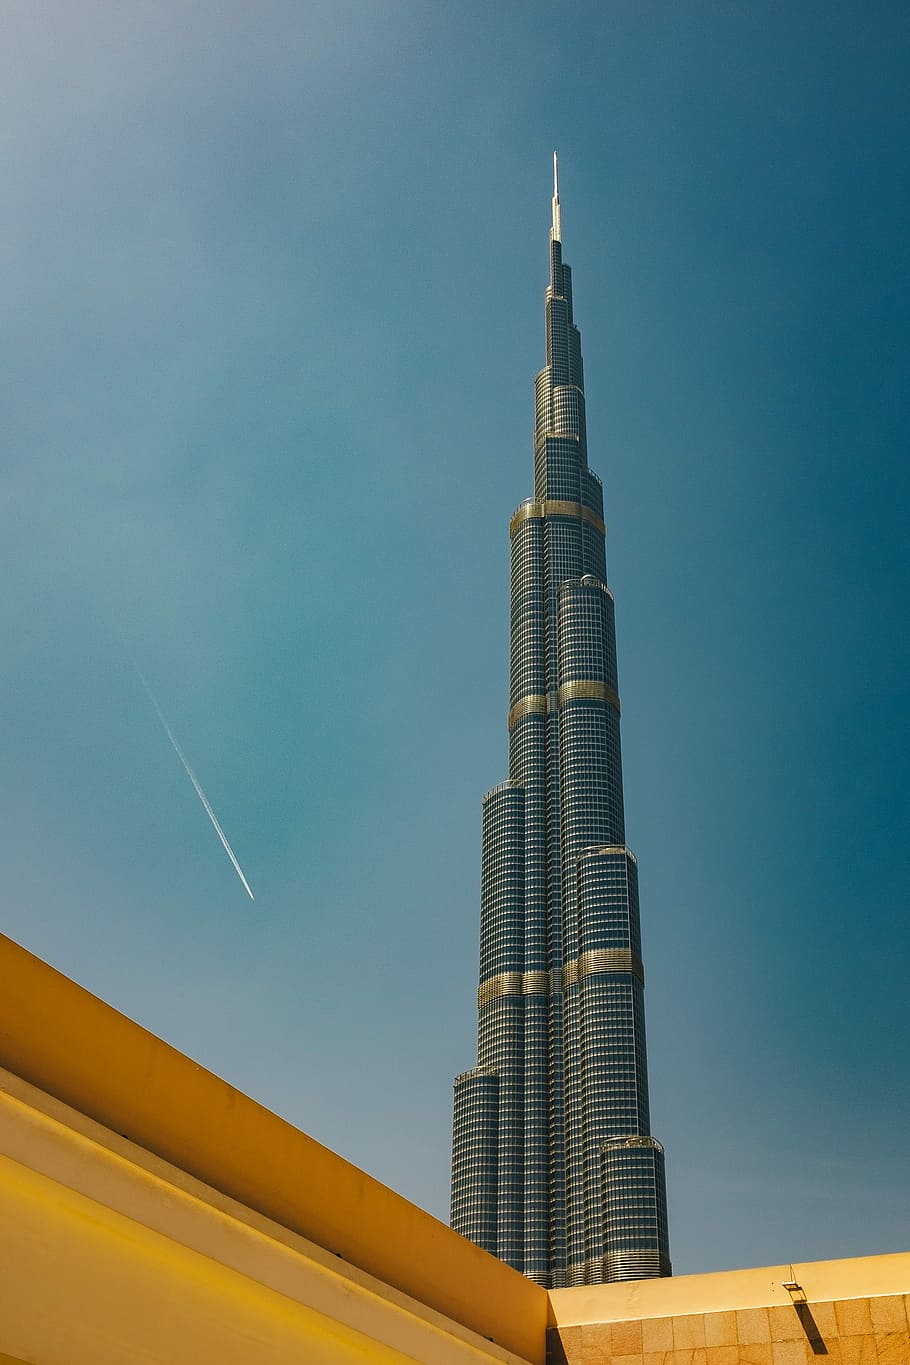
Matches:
[3,1,908,1275]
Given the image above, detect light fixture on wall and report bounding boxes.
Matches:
[782,1267,807,1304]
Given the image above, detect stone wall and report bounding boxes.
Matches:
[547,1254,910,1365]
[548,1293,909,1363]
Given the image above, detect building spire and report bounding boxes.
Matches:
[551,149,562,242]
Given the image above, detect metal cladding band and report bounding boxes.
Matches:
[477,950,644,1009]
[562,948,644,989]
[477,970,546,1008]
[556,679,621,711]
[507,693,549,728]
[510,499,606,539]
[508,680,621,730]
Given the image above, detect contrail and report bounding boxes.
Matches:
[138,672,255,901]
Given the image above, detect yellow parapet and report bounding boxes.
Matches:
[0,932,546,1365]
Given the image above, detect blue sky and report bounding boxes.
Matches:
[2,1,908,1275]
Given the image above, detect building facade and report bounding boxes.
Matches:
[451,158,671,1289]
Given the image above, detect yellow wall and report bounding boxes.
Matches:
[0,933,546,1365]
[0,1068,535,1365]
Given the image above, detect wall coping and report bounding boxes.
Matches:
[547,1251,910,1325]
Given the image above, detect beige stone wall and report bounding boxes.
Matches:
[548,1293,910,1363]
[547,1254,910,1365]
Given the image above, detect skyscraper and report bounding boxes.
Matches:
[451,157,671,1289]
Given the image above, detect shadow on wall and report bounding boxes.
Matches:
[794,1300,828,1355]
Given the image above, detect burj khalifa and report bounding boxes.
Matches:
[451,157,671,1288]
